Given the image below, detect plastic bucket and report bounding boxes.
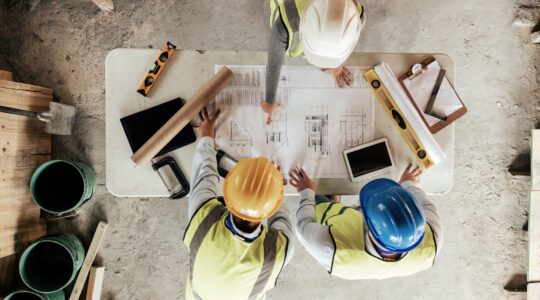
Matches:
[19,234,85,294]
[4,290,64,300]
[30,160,96,214]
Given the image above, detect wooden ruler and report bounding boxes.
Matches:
[69,221,108,300]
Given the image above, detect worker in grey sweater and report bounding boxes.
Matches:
[262,0,366,124]
[289,164,443,280]
[183,108,294,300]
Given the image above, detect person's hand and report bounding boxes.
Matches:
[399,164,423,184]
[260,101,281,125]
[289,167,317,192]
[194,108,221,139]
[322,66,353,88]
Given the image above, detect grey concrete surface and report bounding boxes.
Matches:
[0,0,538,299]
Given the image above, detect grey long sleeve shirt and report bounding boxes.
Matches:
[265,15,289,104]
[188,137,295,265]
[295,181,444,272]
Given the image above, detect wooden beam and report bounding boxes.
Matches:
[529,282,540,300]
[532,130,540,190]
[69,221,108,300]
[529,192,540,282]
[86,267,105,300]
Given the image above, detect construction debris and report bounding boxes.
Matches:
[91,0,114,11]
[532,31,540,43]
[513,6,540,29]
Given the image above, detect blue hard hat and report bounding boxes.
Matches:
[360,178,426,253]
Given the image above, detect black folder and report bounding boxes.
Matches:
[120,98,196,157]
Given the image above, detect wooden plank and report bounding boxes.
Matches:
[0,220,46,255]
[529,191,540,282]
[532,130,540,190]
[0,79,52,96]
[528,283,540,300]
[0,78,51,259]
[0,71,13,81]
[86,267,105,300]
[69,221,108,300]
[0,255,18,297]
[91,0,114,11]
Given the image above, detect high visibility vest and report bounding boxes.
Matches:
[183,199,289,300]
[269,0,364,57]
[316,202,437,280]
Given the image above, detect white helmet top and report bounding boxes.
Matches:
[300,0,364,68]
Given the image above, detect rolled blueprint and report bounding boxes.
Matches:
[131,66,235,166]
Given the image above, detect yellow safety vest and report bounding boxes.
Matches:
[316,202,437,280]
[269,0,364,57]
[183,199,288,300]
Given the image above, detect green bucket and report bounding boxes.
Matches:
[19,234,85,294]
[5,290,65,300]
[30,160,96,214]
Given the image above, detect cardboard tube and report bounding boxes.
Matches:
[131,66,235,166]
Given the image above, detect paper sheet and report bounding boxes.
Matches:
[402,60,463,126]
[213,65,374,178]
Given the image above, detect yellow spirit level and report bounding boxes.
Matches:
[364,63,446,169]
[137,41,176,97]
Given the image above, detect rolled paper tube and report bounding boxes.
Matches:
[131,66,235,166]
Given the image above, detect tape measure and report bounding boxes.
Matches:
[137,41,176,97]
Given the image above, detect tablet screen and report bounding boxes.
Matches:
[346,141,392,177]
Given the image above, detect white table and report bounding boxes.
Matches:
[106,50,455,197]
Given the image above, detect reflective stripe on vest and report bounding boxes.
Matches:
[269,0,364,58]
[183,199,288,300]
[315,202,436,280]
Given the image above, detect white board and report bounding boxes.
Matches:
[213,65,374,178]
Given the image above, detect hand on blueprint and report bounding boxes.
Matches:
[194,108,221,138]
[321,66,353,88]
[289,167,317,192]
[399,164,423,184]
[260,101,281,125]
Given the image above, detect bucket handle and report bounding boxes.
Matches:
[152,156,190,199]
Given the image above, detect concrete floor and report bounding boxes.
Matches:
[1,0,538,299]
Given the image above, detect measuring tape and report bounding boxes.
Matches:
[137,41,176,97]
[363,63,446,169]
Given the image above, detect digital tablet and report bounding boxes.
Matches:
[343,138,395,182]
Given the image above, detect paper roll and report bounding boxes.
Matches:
[131,66,235,166]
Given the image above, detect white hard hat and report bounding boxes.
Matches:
[300,0,364,68]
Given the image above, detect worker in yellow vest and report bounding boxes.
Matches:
[290,164,443,280]
[184,108,294,300]
[262,0,366,124]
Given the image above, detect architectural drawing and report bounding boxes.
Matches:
[215,120,253,159]
[339,112,368,148]
[214,65,375,178]
[305,106,330,157]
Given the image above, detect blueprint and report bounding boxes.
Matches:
[213,65,374,178]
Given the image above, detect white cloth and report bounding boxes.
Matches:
[295,181,443,272]
[188,137,295,265]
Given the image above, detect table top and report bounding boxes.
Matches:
[106,50,455,197]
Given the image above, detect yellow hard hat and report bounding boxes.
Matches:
[223,157,284,222]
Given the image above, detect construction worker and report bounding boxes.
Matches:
[262,0,366,123]
[184,108,294,300]
[290,164,443,280]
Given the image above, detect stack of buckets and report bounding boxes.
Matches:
[5,160,96,300]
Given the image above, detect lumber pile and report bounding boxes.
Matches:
[0,70,51,295]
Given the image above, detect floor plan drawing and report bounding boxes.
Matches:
[339,112,368,148]
[214,65,374,178]
[305,106,330,157]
